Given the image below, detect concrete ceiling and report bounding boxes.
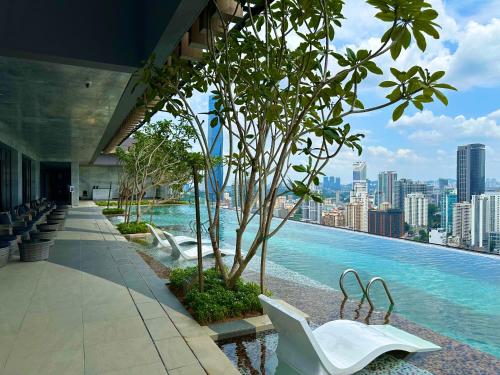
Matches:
[0,0,208,165]
[0,56,130,163]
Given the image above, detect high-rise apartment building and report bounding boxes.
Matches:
[393,179,428,209]
[301,199,323,224]
[368,209,404,238]
[438,178,449,191]
[440,189,457,234]
[471,193,500,249]
[207,95,224,201]
[377,171,397,206]
[346,201,364,231]
[349,182,369,231]
[404,193,428,228]
[323,209,345,227]
[457,144,485,202]
[352,161,367,183]
[452,202,471,246]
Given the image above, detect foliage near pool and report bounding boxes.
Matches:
[170,267,270,324]
[102,208,124,215]
[116,222,150,234]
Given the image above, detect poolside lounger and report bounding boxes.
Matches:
[259,294,440,375]
[147,224,207,247]
[147,224,235,260]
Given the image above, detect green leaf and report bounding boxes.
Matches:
[390,43,402,60]
[433,83,457,91]
[413,29,427,51]
[412,100,424,111]
[292,165,307,173]
[210,117,218,128]
[392,101,409,121]
[433,89,449,105]
[380,80,397,88]
[430,71,445,82]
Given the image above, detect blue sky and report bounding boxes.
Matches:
[152,0,500,182]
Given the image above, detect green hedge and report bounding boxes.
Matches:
[170,267,270,324]
[102,208,124,215]
[116,222,150,234]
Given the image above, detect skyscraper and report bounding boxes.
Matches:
[368,209,404,238]
[393,179,427,209]
[452,202,471,246]
[377,171,397,206]
[440,189,457,234]
[208,95,223,201]
[471,193,500,249]
[404,193,428,228]
[457,144,485,202]
[349,182,368,232]
[352,161,367,183]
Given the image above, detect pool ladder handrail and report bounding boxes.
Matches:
[339,269,395,310]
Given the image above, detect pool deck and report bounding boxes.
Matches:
[0,203,239,375]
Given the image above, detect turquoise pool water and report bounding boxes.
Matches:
[121,205,500,357]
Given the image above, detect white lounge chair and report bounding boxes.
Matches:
[147,224,235,260]
[147,224,207,247]
[259,295,440,375]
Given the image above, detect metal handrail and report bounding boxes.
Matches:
[339,269,368,299]
[365,277,395,310]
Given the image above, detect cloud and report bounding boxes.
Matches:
[366,146,422,162]
[387,109,500,142]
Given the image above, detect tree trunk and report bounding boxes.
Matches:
[136,192,142,223]
[260,238,268,294]
[193,165,204,292]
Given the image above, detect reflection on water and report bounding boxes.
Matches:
[218,331,433,375]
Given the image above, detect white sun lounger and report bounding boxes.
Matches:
[147,224,207,247]
[259,295,440,375]
[147,224,235,260]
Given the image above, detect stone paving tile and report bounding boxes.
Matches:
[83,316,149,345]
[156,337,199,371]
[145,316,181,341]
[137,301,167,320]
[100,362,167,375]
[169,363,207,375]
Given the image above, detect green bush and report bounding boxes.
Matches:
[170,267,270,324]
[116,222,149,234]
[95,201,118,206]
[102,208,124,215]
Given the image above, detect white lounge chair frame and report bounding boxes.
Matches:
[147,224,234,260]
[259,295,440,375]
[147,224,203,247]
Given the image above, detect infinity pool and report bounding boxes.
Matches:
[121,205,500,357]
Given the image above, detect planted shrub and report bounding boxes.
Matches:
[170,267,270,324]
[102,208,124,215]
[116,222,149,234]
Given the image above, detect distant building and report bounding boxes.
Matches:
[457,144,485,202]
[352,161,367,183]
[323,176,341,192]
[393,178,427,209]
[323,209,345,227]
[208,95,224,201]
[488,232,500,254]
[438,178,449,191]
[301,199,323,224]
[377,171,397,206]
[368,209,404,238]
[379,201,392,211]
[429,228,447,245]
[349,182,368,232]
[440,189,457,234]
[404,193,428,228]
[452,202,471,246]
[471,193,500,249]
[346,202,364,231]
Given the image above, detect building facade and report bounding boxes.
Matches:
[323,209,345,227]
[377,171,397,207]
[457,144,485,202]
[440,189,457,234]
[471,193,500,249]
[404,193,428,228]
[301,199,323,224]
[352,161,367,183]
[368,209,404,238]
[393,178,427,209]
[349,182,369,232]
[452,202,472,246]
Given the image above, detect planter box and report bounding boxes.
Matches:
[19,239,54,262]
[31,230,58,240]
[48,214,65,220]
[46,220,65,230]
[38,223,60,231]
[0,244,9,268]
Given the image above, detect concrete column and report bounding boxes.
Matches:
[32,160,40,200]
[11,149,22,206]
[71,161,80,207]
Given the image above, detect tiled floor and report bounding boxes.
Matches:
[0,205,236,375]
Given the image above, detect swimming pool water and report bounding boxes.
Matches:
[123,205,500,357]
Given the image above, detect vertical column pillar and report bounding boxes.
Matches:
[11,149,22,207]
[71,161,79,207]
[32,160,40,200]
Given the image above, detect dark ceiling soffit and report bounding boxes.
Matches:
[91,0,210,163]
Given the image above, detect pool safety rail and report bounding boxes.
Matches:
[339,269,395,310]
[188,219,210,234]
